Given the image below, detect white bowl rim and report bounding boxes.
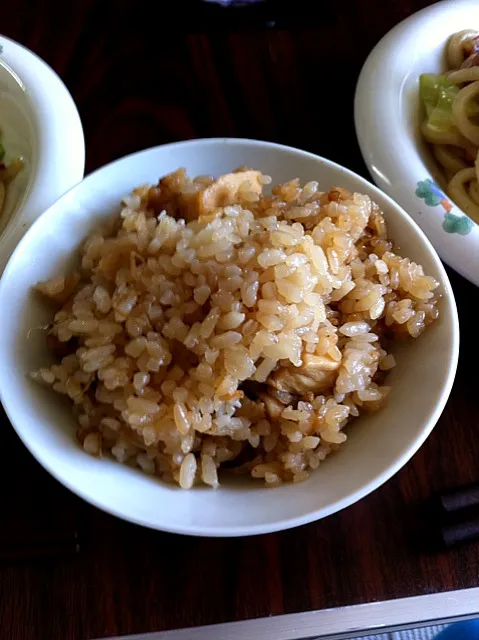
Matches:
[354,0,479,288]
[0,138,460,536]
[0,34,85,269]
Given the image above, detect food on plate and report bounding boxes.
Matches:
[0,128,24,218]
[31,168,439,488]
[419,29,479,222]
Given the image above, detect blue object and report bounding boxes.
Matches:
[435,621,479,640]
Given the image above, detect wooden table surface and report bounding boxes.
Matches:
[2,1,479,639]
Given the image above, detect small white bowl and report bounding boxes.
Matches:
[0,139,459,536]
[355,0,479,288]
[0,35,85,272]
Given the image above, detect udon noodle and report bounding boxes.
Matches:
[0,128,23,219]
[420,29,479,222]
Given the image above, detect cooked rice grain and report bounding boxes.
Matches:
[32,168,440,488]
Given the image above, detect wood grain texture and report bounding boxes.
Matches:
[2,1,479,638]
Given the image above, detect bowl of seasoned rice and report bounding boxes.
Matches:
[0,138,458,536]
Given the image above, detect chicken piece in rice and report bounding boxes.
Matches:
[32,169,440,488]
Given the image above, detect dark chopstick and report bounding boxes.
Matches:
[441,513,479,548]
[425,482,479,549]
[438,482,479,514]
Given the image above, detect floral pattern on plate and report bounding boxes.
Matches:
[415,179,473,236]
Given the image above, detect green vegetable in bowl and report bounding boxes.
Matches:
[420,74,459,132]
[420,73,479,134]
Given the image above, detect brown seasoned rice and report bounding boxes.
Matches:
[32,168,440,488]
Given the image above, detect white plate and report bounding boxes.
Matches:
[355,0,479,287]
[0,139,458,536]
[0,35,85,271]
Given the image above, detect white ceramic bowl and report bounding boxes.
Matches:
[355,0,479,288]
[0,139,459,536]
[0,35,85,272]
